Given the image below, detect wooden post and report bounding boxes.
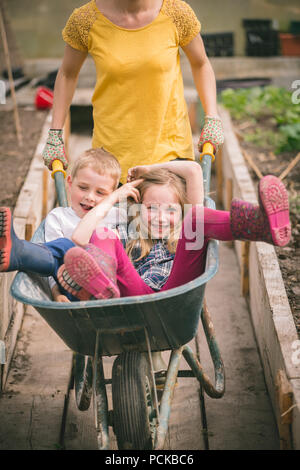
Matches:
[276,370,293,450]
[241,241,250,296]
[216,147,223,205]
[25,216,36,241]
[0,2,22,146]
[42,168,49,220]
[226,178,233,248]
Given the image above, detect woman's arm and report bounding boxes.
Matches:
[128,161,203,205]
[51,44,88,128]
[182,34,218,117]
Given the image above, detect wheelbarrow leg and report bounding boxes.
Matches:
[154,347,183,450]
[93,330,109,450]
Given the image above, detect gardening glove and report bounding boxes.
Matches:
[198,116,224,154]
[42,129,68,171]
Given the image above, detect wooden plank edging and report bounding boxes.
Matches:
[218,105,300,449]
[0,110,56,390]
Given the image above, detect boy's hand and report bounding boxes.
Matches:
[127,165,151,182]
[113,179,143,203]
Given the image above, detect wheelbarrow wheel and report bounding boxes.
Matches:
[74,354,93,411]
[112,352,157,450]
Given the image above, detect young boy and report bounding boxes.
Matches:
[0,147,140,302]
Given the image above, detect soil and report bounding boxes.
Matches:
[232,116,300,337]
[0,107,46,210]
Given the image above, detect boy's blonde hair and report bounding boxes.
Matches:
[126,168,188,261]
[70,148,121,189]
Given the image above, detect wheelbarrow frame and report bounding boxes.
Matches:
[10,153,225,450]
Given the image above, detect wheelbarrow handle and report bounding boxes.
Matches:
[51,159,68,208]
[51,159,67,179]
[199,142,215,162]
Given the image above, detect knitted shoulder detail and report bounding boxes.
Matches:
[62,1,99,52]
[161,0,201,47]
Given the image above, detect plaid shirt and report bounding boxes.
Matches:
[118,223,174,291]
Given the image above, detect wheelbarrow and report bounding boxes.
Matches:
[10,144,225,450]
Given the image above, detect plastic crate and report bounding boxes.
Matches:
[243,19,272,31]
[245,29,279,56]
[202,33,234,57]
[216,77,271,93]
[290,21,300,35]
[279,33,300,57]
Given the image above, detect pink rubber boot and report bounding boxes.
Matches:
[59,243,120,300]
[230,175,291,246]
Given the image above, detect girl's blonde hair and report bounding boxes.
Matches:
[70,148,121,189]
[126,168,188,261]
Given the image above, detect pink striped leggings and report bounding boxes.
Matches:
[89,206,233,297]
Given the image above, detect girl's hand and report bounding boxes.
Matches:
[198,116,224,154]
[53,292,71,302]
[113,179,143,203]
[52,284,71,302]
[55,294,71,303]
[127,165,151,182]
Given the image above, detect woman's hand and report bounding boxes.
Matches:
[43,129,68,170]
[198,116,224,154]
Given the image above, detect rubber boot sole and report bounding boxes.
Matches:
[57,264,95,301]
[0,207,12,271]
[64,247,120,300]
[259,175,291,247]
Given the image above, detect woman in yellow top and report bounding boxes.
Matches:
[43,0,224,183]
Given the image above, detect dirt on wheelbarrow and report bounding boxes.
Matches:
[0,107,46,210]
[232,117,300,337]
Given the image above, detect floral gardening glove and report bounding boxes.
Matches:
[198,116,224,154]
[42,129,68,171]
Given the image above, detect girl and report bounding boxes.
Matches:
[53,161,291,301]
[42,0,224,183]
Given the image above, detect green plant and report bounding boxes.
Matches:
[220,86,300,152]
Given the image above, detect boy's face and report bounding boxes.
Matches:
[67,166,116,218]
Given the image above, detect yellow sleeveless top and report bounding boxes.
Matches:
[62,0,201,182]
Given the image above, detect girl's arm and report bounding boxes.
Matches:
[128,161,203,205]
[71,180,142,246]
[51,45,88,128]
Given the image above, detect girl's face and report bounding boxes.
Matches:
[67,166,115,218]
[140,184,182,239]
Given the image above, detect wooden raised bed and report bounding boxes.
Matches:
[0,110,57,390]
[217,105,300,450]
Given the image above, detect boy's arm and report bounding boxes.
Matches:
[71,180,142,246]
[128,161,203,205]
